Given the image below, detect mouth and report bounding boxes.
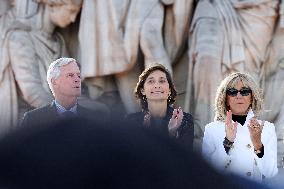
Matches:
[236,102,245,105]
[151,91,164,94]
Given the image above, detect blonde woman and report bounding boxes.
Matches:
[202,72,278,182]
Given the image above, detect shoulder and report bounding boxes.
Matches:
[183,112,193,122]
[125,112,144,120]
[205,121,224,131]
[125,112,145,126]
[8,30,34,51]
[8,29,30,43]
[24,104,53,117]
[261,120,276,134]
[21,104,54,127]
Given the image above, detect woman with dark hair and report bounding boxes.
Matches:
[125,64,194,150]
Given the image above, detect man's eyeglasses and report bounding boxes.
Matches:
[226,87,252,97]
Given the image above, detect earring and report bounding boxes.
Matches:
[142,95,147,103]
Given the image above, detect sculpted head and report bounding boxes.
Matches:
[35,0,82,27]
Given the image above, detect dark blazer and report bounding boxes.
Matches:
[21,101,106,128]
[125,106,194,151]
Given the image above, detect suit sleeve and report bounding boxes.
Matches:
[202,123,230,166]
[202,124,216,161]
[20,112,30,128]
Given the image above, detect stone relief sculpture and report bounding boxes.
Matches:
[0,0,82,132]
[79,0,193,113]
[0,0,12,17]
[0,0,15,41]
[185,0,279,147]
[262,9,284,166]
[0,0,18,134]
[0,0,283,168]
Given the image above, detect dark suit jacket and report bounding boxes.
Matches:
[125,106,194,151]
[21,101,106,128]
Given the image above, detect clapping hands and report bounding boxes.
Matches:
[168,107,183,137]
[225,110,238,142]
[248,118,263,150]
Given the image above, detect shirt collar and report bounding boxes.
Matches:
[54,100,77,115]
[244,108,254,126]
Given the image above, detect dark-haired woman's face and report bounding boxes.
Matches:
[141,70,170,102]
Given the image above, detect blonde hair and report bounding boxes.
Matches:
[214,72,263,121]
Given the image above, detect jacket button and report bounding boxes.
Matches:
[246,172,251,176]
[247,144,251,148]
[254,158,257,166]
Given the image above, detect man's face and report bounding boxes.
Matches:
[52,62,81,99]
[49,3,81,28]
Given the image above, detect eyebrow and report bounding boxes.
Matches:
[146,76,166,80]
[65,72,80,75]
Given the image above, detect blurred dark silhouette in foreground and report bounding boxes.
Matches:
[0,117,272,189]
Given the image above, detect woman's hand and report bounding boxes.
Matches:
[248,118,263,150]
[168,107,184,137]
[225,110,238,142]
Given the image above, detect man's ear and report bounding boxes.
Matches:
[51,78,57,88]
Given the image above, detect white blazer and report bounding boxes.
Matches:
[202,110,278,181]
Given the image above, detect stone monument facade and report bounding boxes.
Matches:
[0,0,283,167]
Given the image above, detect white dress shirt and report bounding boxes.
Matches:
[54,100,77,116]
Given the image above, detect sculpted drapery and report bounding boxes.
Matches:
[0,0,82,130]
[185,0,279,143]
[79,0,193,112]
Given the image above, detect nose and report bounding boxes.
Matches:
[236,91,242,97]
[74,75,81,83]
[154,82,161,88]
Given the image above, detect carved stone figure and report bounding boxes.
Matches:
[0,0,17,134]
[0,0,82,132]
[79,0,193,113]
[0,1,11,16]
[262,14,284,167]
[185,0,279,146]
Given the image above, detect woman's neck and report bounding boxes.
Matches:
[147,101,167,118]
[39,5,55,35]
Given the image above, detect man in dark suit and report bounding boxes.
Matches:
[21,57,105,127]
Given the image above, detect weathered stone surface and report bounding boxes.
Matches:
[0,0,283,168]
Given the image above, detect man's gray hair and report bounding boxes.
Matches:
[47,57,77,93]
